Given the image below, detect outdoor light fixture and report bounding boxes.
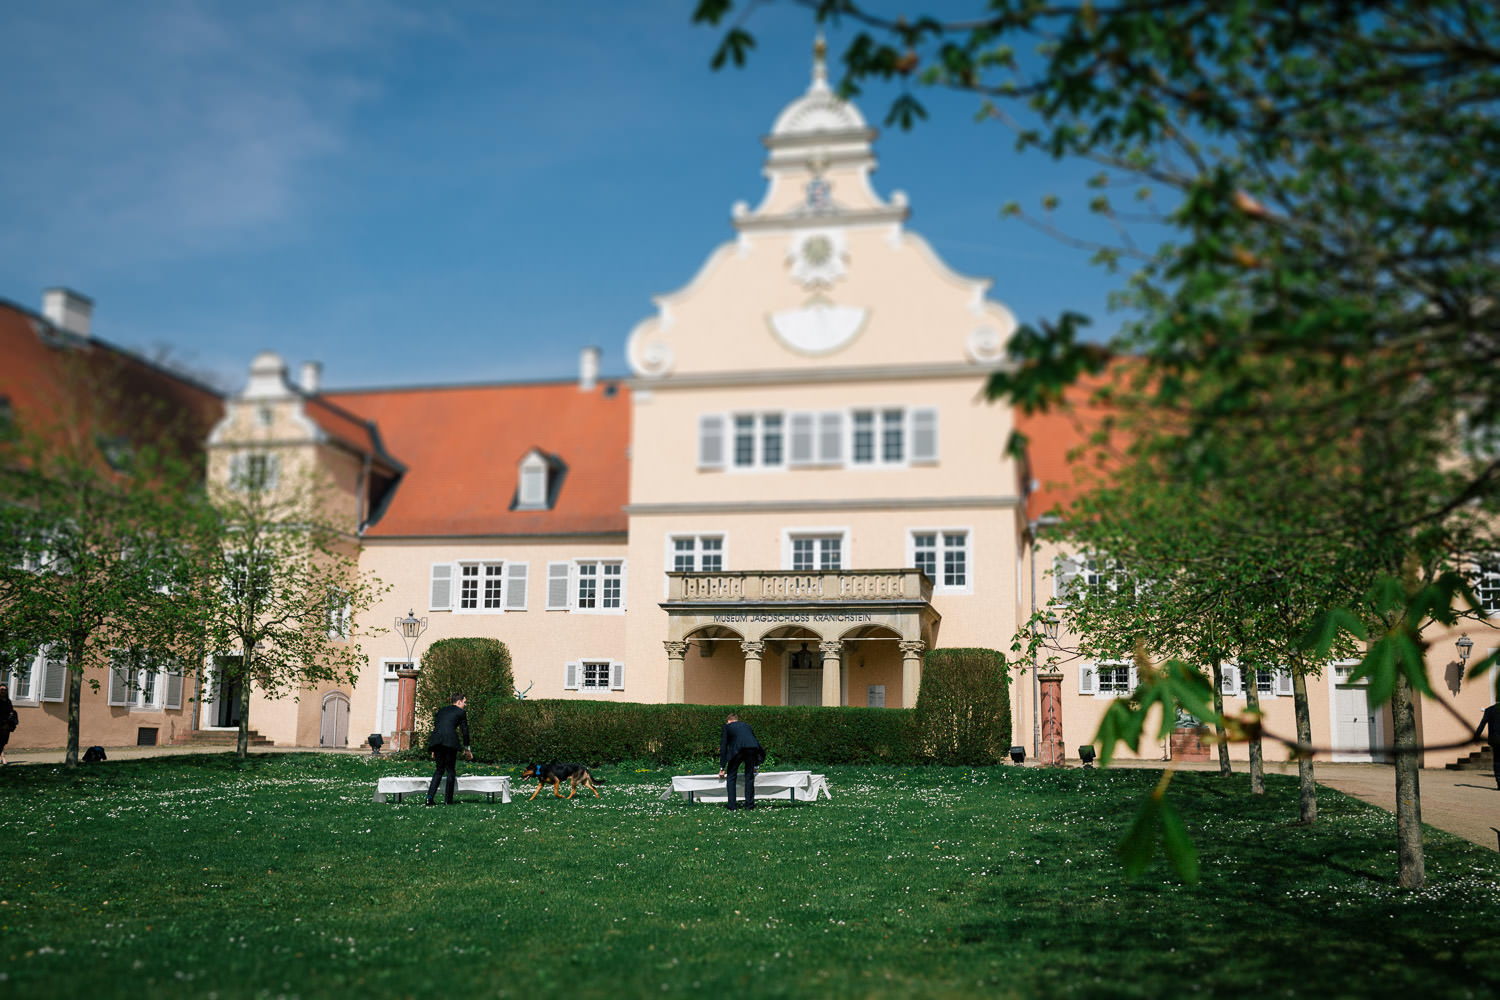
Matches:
[367,733,383,756]
[396,608,429,667]
[1457,633,1474,665]
[1078,745,1097,768]
[1009,745,1026,764]
[1043,614,1061,642]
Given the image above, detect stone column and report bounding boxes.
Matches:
[898,639,925,709]
[395,667,420,752]
[1038,671,1065,766]
[740,641,765,705]
[663,641,689,704]
[819,640,842,707]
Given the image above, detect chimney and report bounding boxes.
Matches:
[300,361,323,394]
[579,346,601,392]
[42,287,94,339]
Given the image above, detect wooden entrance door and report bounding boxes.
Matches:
[320,692,350,747]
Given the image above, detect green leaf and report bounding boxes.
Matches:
[1158,797,1200,883]
[1301,607,1366,658]
[1118,795,1159,878]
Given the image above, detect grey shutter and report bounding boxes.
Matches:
[1078,662,1098,696]
[504,562,529,610]
[610,661,625,691]
[564,661,580,691]
[107,653,130,707]
[547,562,571,610]
[228,453,247,490]
[429,563,453,610]
[1220,664,1241,696]
[1274,669,1294,697]
[263,454,281,491]
[41,648,67,703]
[816,411,844,464]
[911,408,939,463]
[164,665,184,710]
[788,412,816,466]
[1054,556,1083,603]
[698,415,726,469]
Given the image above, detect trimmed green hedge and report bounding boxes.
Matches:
[912,647,1012,765]
[483,701,917,766]
[414,638,515,753]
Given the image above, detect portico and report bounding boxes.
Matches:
[661,568,939,708]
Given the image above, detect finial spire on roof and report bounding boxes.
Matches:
[812,32,829,91]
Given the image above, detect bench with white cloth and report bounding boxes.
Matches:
[373,775,512,803]
[660,770,830,804]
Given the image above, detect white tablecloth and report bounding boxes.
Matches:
[661,770,831,803]
[374,775,512,803]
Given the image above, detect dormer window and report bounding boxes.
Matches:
[229,451,280,492]
[257,405,274,428]
[517,449,552,510]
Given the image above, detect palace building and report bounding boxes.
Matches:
[4,47,1495,768]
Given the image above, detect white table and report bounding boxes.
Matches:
[660,771,831,804]
[374,775,512,803]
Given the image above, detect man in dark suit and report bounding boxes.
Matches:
[1476,701,1500,790]
[426,692,473,805]
[718,712,765,810]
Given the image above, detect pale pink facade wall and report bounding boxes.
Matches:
[8,689,198,751]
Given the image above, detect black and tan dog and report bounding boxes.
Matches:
[520,762,604,800]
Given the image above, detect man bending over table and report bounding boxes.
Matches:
[718,712,766,811]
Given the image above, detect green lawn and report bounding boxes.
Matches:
[2,754,1496,999]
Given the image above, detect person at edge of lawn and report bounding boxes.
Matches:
[718,712,766,811]
[1476,700,1500,790]
[426,692,472,806]
[0,687,15,765]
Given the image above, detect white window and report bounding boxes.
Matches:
[1471,553,1500,616]
[1080,660,1136,697]
[575,560,624,611]
[789,533,843,571]
[672,535,725,573]
[1053,554,1129,605]
[910,530,970,591]
[106,651,181,710]
[851,407,937,467]
[564,659,625,692]
[1222,665,1293,699]
[5,646,63,703]
[728,413,785,469]
[518,451,550,509]
[229,451,279,492]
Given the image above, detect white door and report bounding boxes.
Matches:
[1331,663,1379,761]
[789,668,821,706]
[381,677,400,736]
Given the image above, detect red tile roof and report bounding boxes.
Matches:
[326,380,630,537]
[302,394,402,474]
[1014,369,1122,523]
[0,298,223,466]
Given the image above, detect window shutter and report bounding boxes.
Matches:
[228,453,247,490]
[788,412,815,466]
[504,562,529,610]
[564,661,580,691]
[698,415,726,469]
[610,662,625,691]
[164,665,184,710]
[107,653,130,707]
[1274,669,1294,697]
[816,411,844,464]
[1128,666,1140,691]
[1220,665,1240,696]
[911,408,939,463]
[264,454,281,491]
[1054,556,1082,603]
[41,648,67,703]
[547,562,571,610]
[429,563,453,610]
[1078,663,1098,696]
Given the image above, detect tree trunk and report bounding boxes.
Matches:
[1245,673,1264,794]
[65,634,85,767]
[236,654,252,759]
[1211,658,1231,777]
[1391,671,1425,889]
[1292,669,1316,824]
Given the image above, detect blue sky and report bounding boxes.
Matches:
[0,1,1128,392]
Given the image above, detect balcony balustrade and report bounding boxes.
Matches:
[666,568,932,604]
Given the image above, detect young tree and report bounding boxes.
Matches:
[193,464,384,758]
[0,367,207,766]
